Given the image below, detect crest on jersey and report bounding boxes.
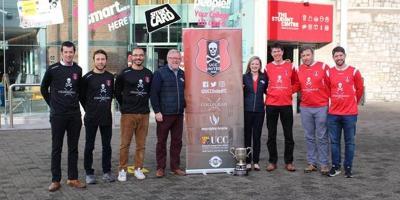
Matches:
[337,82,344,95]
[145,76,150,83]
[195,39,231,76]
[305,77,312,88]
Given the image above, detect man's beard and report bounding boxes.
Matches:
[335,60,344,66]
[95,64,106,71]
[133,60,143,66]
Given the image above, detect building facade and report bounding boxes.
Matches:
[0,0,399,118]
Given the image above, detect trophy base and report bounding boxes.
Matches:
[233,164,248,176]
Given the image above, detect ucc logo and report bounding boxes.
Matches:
[200,135,229,145]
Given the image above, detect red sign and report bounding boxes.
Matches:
[268,1,333,43]
[183,29,243,174]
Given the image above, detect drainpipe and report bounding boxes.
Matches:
[78,0,89,74]
[340,0,348,49]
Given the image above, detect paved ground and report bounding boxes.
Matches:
[0,102,399,200]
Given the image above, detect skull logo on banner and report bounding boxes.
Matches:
[206,41,220,76]
[195,38,231,76]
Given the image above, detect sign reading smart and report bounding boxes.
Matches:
[145,4,181,33]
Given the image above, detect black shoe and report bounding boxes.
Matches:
[344,168,353,178]
[328,167,341,177]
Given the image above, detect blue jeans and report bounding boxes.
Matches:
[327,114,357,170]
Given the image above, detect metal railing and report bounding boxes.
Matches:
[8,83,41,128]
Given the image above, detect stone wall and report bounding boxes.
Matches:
[350,0,400,8]
[346,1,400,101]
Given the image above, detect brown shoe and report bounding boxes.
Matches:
[66,179,86,189]
[285,163,296,172]
[266,163,277,172]
[48,182,61,192]
[172,169,186,176]
[320,166,330,175]
[304,164,317,173]
[156,169,165,178]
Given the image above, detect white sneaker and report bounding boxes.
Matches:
[134,168,146,180]
[118,169,127,182]
[246,164,252,170]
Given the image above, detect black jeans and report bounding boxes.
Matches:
[50,115,82,182]
[266,105,295,164]
[244,111,265,164]
[84,124,112,175]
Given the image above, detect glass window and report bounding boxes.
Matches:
[151,27,169,43]
[135,24,150,43]
[170,23,183,43]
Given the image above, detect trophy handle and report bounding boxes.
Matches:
[246,147,253,157]
[229,147,236,157]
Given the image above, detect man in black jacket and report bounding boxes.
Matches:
[40,41,86,192]
[151,49,186,177]
[115,48,153,181]
[80,50,115,184]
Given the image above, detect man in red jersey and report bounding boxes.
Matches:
[293,46,330,175]
[326,46,364,178]
[265,43,297,172]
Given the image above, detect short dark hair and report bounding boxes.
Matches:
[270,43,284,51]
[127,51,132,58]
[300,45,314,54]
[60,41,76,52]
[93,49,108,60]
[332,46,346,56]
[132,47,145,54]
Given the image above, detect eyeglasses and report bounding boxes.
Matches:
[168,57,181,60]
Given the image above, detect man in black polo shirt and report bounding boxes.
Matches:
[80,50,115,184]
[115,48,153,181]
[41,41,86,192]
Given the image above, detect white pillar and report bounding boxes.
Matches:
[78,0,89,74]
[253,0,268,67]
[340,0,348,49]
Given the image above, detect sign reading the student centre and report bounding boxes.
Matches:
[268,1,333,43]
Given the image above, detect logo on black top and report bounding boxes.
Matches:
[58,77,76,96]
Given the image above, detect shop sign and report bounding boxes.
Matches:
[145,4,181,33]
[17,0,64,28]
[73,1,131,32]
[194,0,232,27]
[268,1,333,43]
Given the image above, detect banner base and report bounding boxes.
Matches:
[186,168,234,175]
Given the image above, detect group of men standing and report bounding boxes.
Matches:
[264,43,364,178]
[41,41,186,192]
[41,40,363,192]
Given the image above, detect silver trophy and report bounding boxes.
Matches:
[230,147,252,176]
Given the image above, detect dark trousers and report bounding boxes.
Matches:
[50,115,82,182]
[244,111,265,164]
[84,124,112,175]
[266,105,295,164]
[156,114,183,171]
